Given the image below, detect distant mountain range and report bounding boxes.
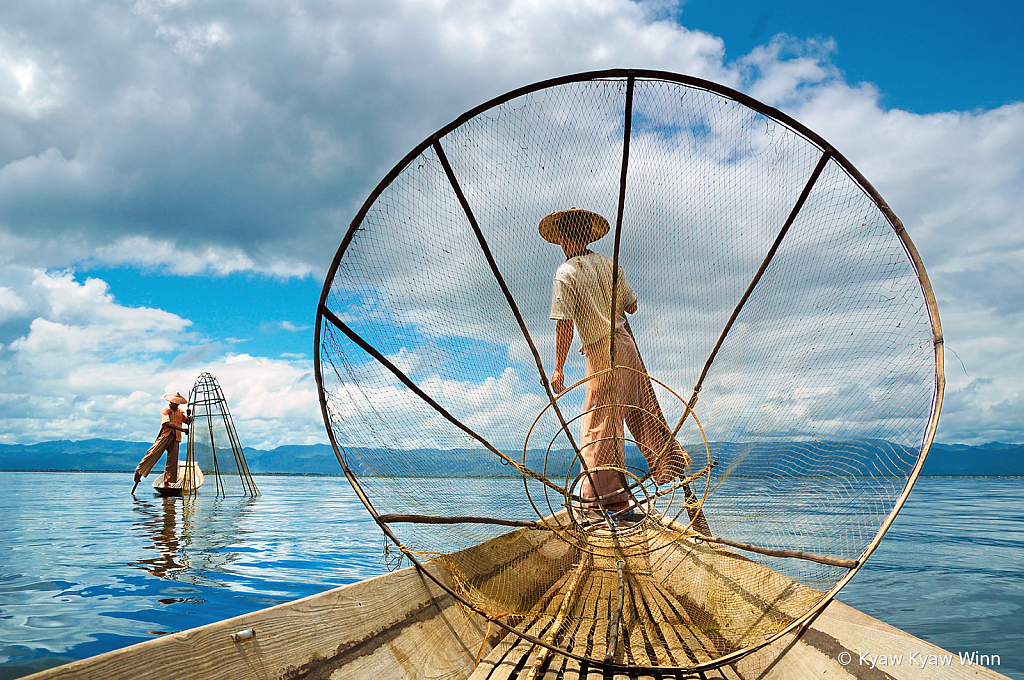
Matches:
[0,439,1021,476]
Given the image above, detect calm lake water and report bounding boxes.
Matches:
[0,473,1021,679]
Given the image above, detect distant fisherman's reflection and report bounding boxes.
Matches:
[131,493,260,588]
[132,496,185,579]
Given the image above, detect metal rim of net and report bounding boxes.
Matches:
[312,68,945,672]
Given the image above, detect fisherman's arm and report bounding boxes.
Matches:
[551,319,574,394]
[173,411,191,434]
[621,273,638,314]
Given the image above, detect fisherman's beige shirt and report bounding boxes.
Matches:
[550,252,637,347]
[160,406,186,442]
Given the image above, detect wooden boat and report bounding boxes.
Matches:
[22,515,1010,680]
[151,460,204,497]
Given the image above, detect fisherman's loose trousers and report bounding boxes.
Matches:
[135,426,180,484]
[578,327,689,508]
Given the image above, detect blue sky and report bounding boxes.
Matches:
[0,0,1021,448]
[678,0,1023,113]
[78,267,318,361]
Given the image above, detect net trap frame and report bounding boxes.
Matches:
[183,372,260,498]
[314,69,944,675]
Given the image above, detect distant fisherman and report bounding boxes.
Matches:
[132,393,191,493]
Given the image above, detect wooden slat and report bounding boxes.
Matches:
[487,635,537,680]
[539,653,566,680]
[634,579,690,667]
[561,567,601,680]
[587,566,614,678]
[646,581,721,663]
[623,578,653,667]
[471,568,578,680]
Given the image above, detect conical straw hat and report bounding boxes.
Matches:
[539,208,609,244]
[163,392,187,405]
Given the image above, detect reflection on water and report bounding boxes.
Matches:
[0,472,383,679]
[131,497,185,582]
[129,494,259,589]
[0,473,1021,680]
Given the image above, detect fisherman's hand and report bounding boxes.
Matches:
[551,369,565,394]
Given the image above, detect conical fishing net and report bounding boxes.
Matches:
[185,372,260,498]
[315,70,943,673]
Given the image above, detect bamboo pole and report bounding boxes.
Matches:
[376,514,552,529]
[604,559,627,664]
[690,534,858,569]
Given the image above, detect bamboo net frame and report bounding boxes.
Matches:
[184,372,260,498]
[313,69,944,674]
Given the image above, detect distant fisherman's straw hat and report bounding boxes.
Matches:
[163,393,187,405]
[539,208,610,245]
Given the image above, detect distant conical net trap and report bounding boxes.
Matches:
[185,372,259,498]
[314,70,943,673]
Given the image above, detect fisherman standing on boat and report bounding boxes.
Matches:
[544,209,688,514]
[132,393,191,492]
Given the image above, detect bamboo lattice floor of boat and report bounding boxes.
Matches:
[468,561,744,680]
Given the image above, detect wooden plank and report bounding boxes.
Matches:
[587,565,614,677]
[647,535,824,651]
[469,626,529,680]
[486,635,537,680]
[622,578,653,668]
[539,653,567,680]
[471,568,577,680]
[729,598,1012,680]
[562,567,601,680]
[634,579,690,667]
[23,562,489,680]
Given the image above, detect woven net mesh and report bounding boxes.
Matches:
[316,73,941,672]
[185,372,260,498]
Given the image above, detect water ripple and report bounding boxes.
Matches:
[0,473,1021,679]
